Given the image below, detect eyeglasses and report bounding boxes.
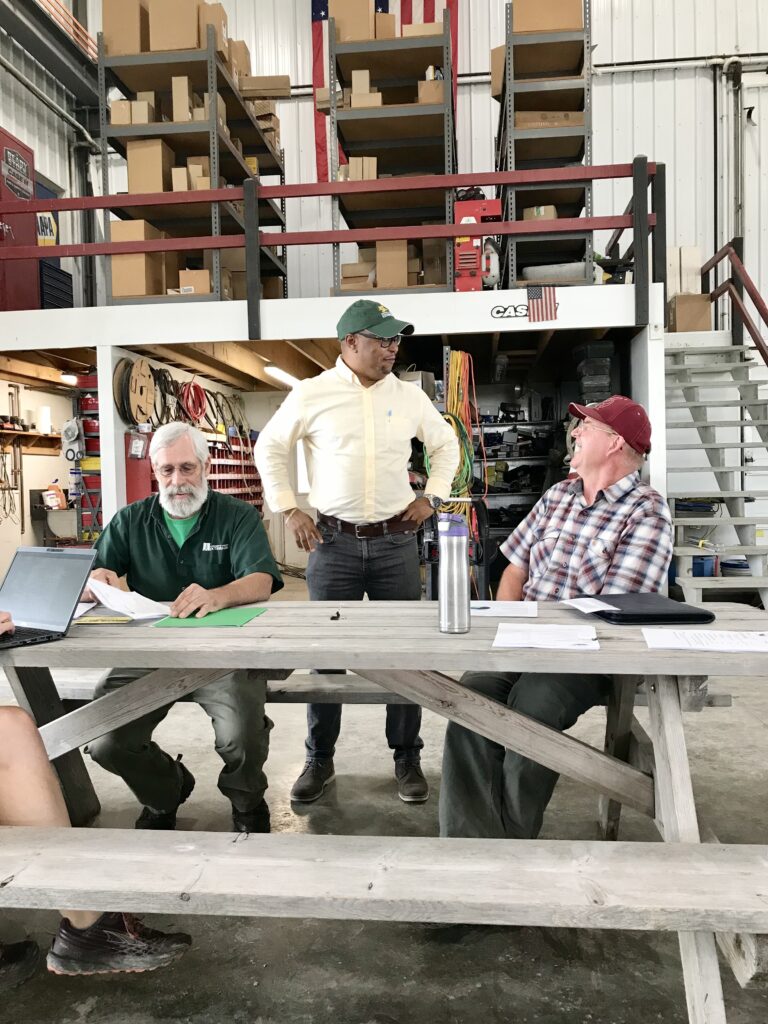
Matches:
[575,420,617,438]
[357,331,403,349]
[155,462,201,480]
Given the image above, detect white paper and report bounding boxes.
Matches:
[73,602,96,620]
[642,628,768,654]
[471,601,538,618]
[87,579,170,621]
[563,597,619,614]
[492,623,599,650]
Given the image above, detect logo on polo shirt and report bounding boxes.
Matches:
[202,542,229,552]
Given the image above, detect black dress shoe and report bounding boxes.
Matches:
[232,798,270,833]
[290,758,335,802]
[135,759,195,830]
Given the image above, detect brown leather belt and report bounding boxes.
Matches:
[318,512,415,539]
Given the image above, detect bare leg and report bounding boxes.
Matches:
[0,707,99,929]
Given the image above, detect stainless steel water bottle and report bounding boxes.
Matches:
[438,513,471,634]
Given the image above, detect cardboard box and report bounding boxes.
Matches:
[422,238,446,285]
[103,0,149,56]
[148,0,200,51]
[127,139,174,193]
[342,261,375,279]
[668,294,712,333]
[679,245,702,293]
[512,0,583,33]
[515,110,584,128]
[192,176,211,190]
[351,92,383,108]
[402,22,440,38]
[192,107,207,121]
[358,246,376,262]
[348,157,364,181]
[257,113,280,131]
[179,269,211,294]
[252,99,276,118]
[230,271,247,300]
[398,370,435,398]
[130,100,155,124]
[239,75,291,98]
[329,0,375,42]
[340,278,370,292]
[523,205,557,220]
[491,45,505,100]
[363,156,377,179]
[228,39,251,80]
[352,70,371,94]
[418,80,444,105]
[111,100,132,125]
[171,167,191,191]
[375,12,396,38]
[172,76,193,122]
[198,2,228,57]
[407,257,422,272]
[376,239,408,289]
[110,220,164,297]
[245,155,260,175]
[203,91,227,127]
[262,277,284,299]
[204,247,245,273]
[187,155,211,177]
[408,272,419,286]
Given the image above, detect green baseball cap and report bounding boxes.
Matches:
[336,299,414,341]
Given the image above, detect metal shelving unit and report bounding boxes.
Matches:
[327,13,456,295]
[494,1,593,288]
[97,26,287,304]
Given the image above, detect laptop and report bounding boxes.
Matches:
[0,546,97,649]
[592,592,716,626]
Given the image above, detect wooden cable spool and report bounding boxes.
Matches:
[128,359,155,425]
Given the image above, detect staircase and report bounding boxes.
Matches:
[666,331,768,607]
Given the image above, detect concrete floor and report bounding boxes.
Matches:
[2,579,767,1023]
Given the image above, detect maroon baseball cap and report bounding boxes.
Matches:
[568,396,652,454]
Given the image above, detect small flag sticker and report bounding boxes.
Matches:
[526,286,557,323]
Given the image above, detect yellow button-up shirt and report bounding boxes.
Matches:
[254,357,460,523]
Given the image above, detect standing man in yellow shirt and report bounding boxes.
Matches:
[255,300,459,804]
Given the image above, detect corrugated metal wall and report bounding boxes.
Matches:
[5,0,768,304]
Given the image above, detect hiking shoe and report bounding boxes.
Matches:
[395,761,429,803]
[232,798,271,834]
[47,913,191,976]
[290,758,335,802]
[135,758,195,830]
[0,940,41,990]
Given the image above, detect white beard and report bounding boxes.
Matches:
[158,477,209,518]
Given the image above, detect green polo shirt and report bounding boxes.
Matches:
[93,491,283,603]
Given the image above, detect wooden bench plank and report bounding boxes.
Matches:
[1,829,767,933]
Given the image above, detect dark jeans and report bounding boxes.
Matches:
[304,521,423,762]
[439,671,610,839]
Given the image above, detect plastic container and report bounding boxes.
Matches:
[692,556,715,577]
[84,437,100,454]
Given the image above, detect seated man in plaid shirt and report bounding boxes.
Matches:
[439,396,673,840]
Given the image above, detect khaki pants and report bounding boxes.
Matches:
[87,668,272,813]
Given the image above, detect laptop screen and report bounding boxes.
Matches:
[0,547,96,633]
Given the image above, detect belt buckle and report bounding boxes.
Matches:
[354,523,367,538]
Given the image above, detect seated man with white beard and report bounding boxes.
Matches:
[84,422,283,833]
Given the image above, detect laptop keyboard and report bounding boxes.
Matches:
[0,626,57,648]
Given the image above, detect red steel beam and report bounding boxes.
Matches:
[0,164,658,216]
[0,215,653,261]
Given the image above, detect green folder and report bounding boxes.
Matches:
[154,607,268,628]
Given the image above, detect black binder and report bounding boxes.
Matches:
[591,592,716,625]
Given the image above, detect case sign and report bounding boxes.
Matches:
[1,147,33,200]
[36,212,57,246]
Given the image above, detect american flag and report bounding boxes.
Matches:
[312,0,459,182]
[526,286,558,323]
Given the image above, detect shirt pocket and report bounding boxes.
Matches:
[530,528,561,578]
[577,537,615,592]
[381,412,415,454]
[197,552,233,588]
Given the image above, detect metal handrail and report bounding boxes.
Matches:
[34,0,98,62]
[701,239,768,367]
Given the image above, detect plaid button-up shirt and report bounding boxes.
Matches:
[500,472,673,602]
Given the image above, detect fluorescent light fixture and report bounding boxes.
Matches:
[60,372,79,385]
[264,365,300,388]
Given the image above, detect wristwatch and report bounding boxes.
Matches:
[424,494,442,511]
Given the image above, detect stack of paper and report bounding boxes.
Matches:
[492,624,599,650]
[87,579,170,621]
[642,628,768,653]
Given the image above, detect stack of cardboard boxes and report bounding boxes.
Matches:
[667,246,712,332]
[340,244,424,292]
[350,70,382,109]
[329,0,437,42]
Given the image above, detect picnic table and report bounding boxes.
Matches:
[1,599,767,1024]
